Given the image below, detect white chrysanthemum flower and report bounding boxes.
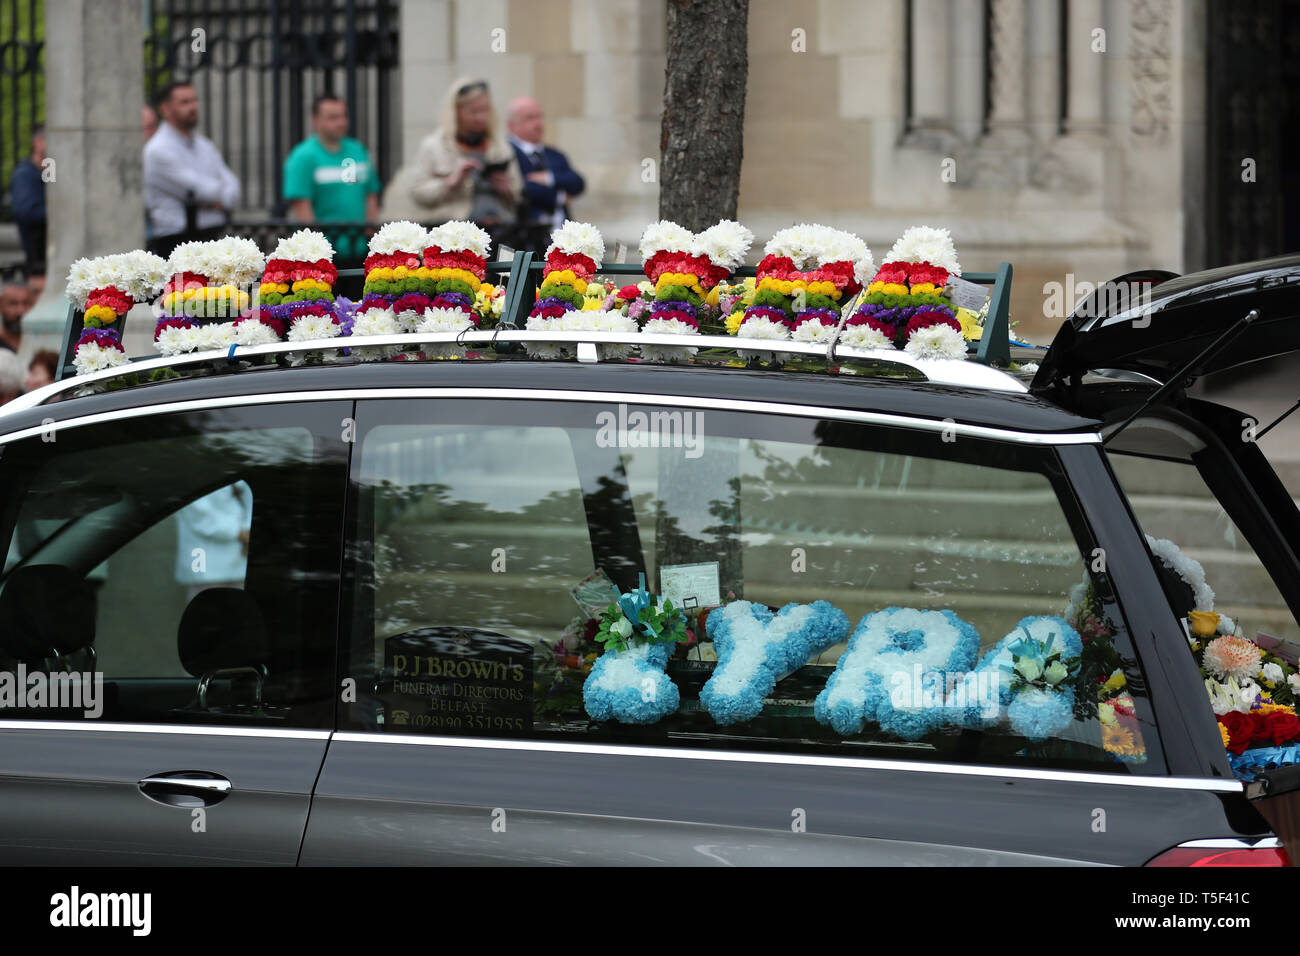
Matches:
[287,314,342,342]
[72,341,127,376]
[127,251,172,300]
[233,320,281,347]
[156,324,199,356]
[65,257,98,304]
[1019,361,1041,374]
[884,225,961,275]
[273,228,334,263]
[792,318,838,343]
[427,219,493,258]
[369,220,430,255]
[639,220,694,260]
[88,258,119,293]
[642,316,699,337]
[904,323,967,360]
[351,306,401,337]
[204,236,266,286]
[695,220,753,271]
[199,321,239,350]
[840,324,895,351]
[853,250,877,287]
[545,220,605,265]
[1145,535,1215,612]
[737,315,791,341]
[414,308,474,335]
[167,242,212,283]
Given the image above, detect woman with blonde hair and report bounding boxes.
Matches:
[383,77,522,234]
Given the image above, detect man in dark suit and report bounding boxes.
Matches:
[506,97,585,253]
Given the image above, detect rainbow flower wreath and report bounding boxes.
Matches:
[701,600,850,725]
[814,606,981,740]
[525,220,635,359]
[357,220,432,339]
[966,616,1083,741]
[735,223,872,350]
[154,237,265,355]
[1145,535,1300,778]
[638,219,754,362]
[582,574,687,725]
[847,225,966,359]
[242,228,339,346]
[65,250,169,375]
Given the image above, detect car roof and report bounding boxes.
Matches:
[0,358,1099,439]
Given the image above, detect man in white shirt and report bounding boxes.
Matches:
[143,82,242,255]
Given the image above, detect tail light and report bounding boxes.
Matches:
[1147,839,1290,866]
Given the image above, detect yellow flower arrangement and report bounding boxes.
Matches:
[725,310,745,335]
[1100,670,1127,696]
[955,307,983,341]
[867,281,909,296]
[291,278,331,294]
[1188,610,1220,638]
[427,267,482,291]
[656,272,704,297]
[259,281,291,295]
[83,304,118,325]
[1102,722,1141,757]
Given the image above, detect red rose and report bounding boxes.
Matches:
[1218,712,1255,754]
[617,285,642,300]
[1262,711,1300,747]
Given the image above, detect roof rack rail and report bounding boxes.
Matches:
[14,331,1027,416]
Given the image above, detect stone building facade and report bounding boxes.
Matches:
[399,0,1208,341]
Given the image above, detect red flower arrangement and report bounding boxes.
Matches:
[263,257,338,286]
[644,250,730,289]
[364,251,421,272]
[423,246,486,280]
[546,249,598,281]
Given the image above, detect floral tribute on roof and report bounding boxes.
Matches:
[526,221,636,359]
[847,225,966,359]
[639,219,753,362]
[154,237,266,356]
[733,223,872,353]
[242,229,339,346]
[65,251,170,375]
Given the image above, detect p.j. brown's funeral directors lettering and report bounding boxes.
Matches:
[382,627,533,734]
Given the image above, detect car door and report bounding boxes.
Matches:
[0,400,350,864]
[300,391,1249,866]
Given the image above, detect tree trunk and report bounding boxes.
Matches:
[659,0,749,230]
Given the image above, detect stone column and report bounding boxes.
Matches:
[907,0,952,143]
[985,0,1028,139]
[948,0,985,142]
[22,0,146,357]
[1064,0,1106,135]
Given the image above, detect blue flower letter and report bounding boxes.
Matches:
[972,615,1083,740]
[701,600,850,725]
[814,607,981,740]
[583,641,679,725]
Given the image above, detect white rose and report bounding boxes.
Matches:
[611,618,633,639]
[1015,658,1042,682]
[1044,660,1068,685]
[1262,662,1285,684]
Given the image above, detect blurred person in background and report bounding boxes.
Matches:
[24,350,58,393]
[507,96,585,254]
[143,104,159,240]
[0,282,28,353]
[383,77,520,246]
[8,124,47,273]
[25,273,44,302]
[283,94,381,264]
[0,350,24,405]
[144,82,242,257]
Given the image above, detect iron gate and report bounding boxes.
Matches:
[143,0,400,218]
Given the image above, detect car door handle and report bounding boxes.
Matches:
[138,771,232,809]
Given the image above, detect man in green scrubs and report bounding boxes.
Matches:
[283,95,382,263]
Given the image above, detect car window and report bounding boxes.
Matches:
[0,403,351,728]
[342,398,1164,774]
[1108,438,1300,648]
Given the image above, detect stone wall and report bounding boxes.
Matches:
[396,0,1206,344]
